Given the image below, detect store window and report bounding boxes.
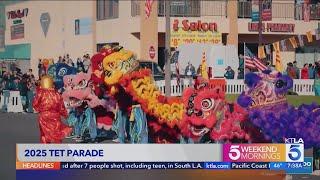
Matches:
[158,0,200,17]
[295,0,320,20]
[97,0,119,20]
[238,0,252,18]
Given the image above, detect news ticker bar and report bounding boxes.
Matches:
[16,143,304,162]
[16,158,313,174]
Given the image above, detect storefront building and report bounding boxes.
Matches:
[3,1,95,77]
[2,0,320,77]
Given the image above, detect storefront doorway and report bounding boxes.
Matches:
[0,43,31,75]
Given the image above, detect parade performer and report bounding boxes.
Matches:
[129,104,148,143]
[113,102,148,143]
[33,75,72,143]
[237,70,320,148]
[90,45,115,97]
[62,72,115,142]
[103,49,180,143]
[111,84,150,143]
[90,46,118,137]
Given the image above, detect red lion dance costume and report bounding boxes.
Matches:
[90,46,117,129]
[33,75,72,143]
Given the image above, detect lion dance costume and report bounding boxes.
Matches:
[238,70,320,148]
[101,47,250,143]
[62,72,116,142]
[33,75,72,143]
[180,79,249,143]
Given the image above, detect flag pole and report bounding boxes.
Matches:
[244,42,246,81]
[164,0,171,97]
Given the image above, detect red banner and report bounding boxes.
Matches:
[303,3,310,22]
[262,0,272,21]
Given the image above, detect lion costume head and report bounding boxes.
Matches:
[237,70,293,109]
[103,48,138,86]
[181,80,249,142]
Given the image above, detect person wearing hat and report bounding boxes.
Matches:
[224,66,235,79]
[33,75,72,143]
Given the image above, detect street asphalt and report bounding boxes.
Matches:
[0,112,319,180]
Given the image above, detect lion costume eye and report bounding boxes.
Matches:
[108,62,116,69]
[58,67,67,76]
[104,70,112,77]
[275,79,286,88]
[76,80,87,89]
[201,98,214,111]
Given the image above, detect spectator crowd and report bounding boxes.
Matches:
[38,53,91,77]
[1,52,320,113]
[183,59,320,80]
[285,61,320,79]
[0,53,91,113]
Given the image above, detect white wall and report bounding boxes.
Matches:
[296,52,320,67]
[60,1,94,60]
[5,1,94,77]
[4,0,319,77]
[96,1,141,58]
[273,51,296,70]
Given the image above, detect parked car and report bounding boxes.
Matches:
[137,60,165,80]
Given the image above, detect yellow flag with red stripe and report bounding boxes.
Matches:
[258,46,266,59]
[289,37,298,48]
[201,52,209,80]
[273,42,283,72]
[306,31,313,42]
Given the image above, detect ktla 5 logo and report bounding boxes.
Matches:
[228,145,241,160]
[286,144,304,162]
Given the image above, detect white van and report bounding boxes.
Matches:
[171,44,239,78]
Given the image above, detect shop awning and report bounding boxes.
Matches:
[0,43,31,60]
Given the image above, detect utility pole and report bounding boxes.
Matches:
[258,0,263,45]
[316,22,320,64]
[164,0,171,96]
